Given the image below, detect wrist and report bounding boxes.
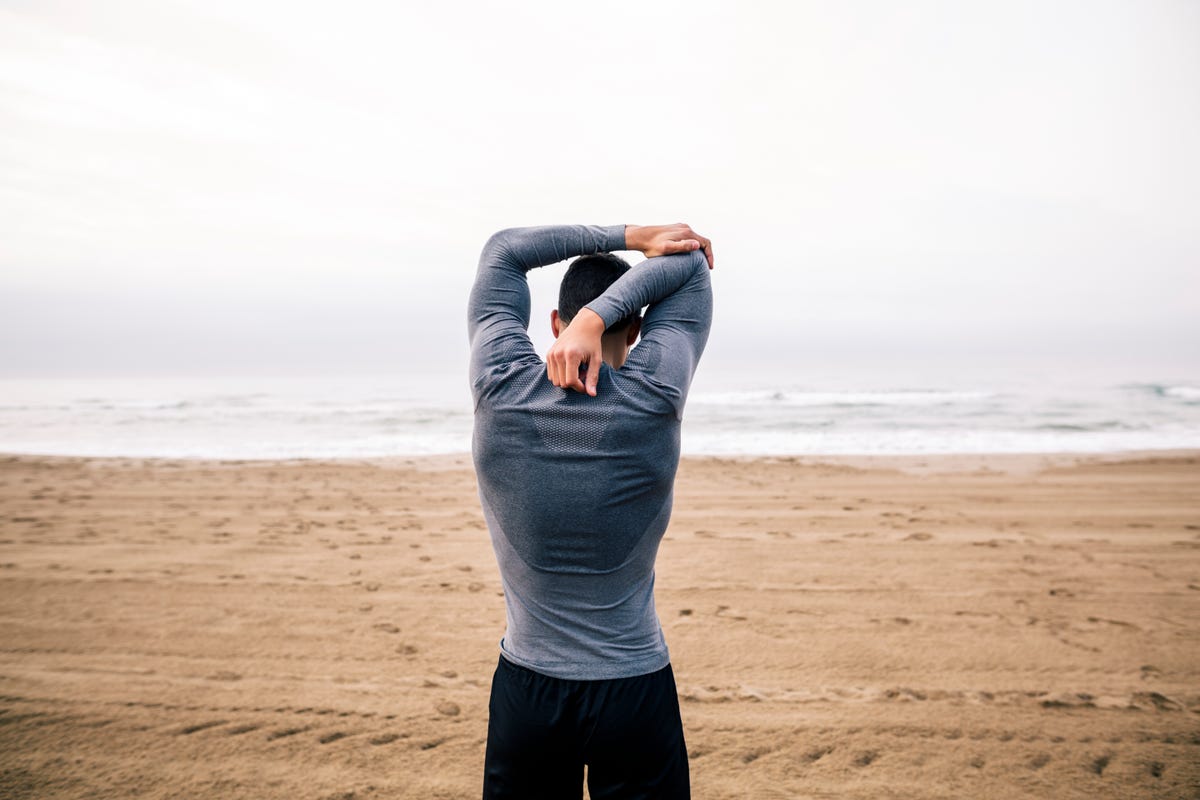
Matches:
[623,224,643,253]
[572,307,607,334]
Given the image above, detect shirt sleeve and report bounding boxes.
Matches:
[583,249,713,419]
[467,225,627,401]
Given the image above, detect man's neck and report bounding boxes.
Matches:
[601,336,627,371]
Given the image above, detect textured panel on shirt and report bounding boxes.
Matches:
[531,384,617,453]
[475,364,676,574]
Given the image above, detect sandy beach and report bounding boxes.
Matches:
[1,451,1197,799]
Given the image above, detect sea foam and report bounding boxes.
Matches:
[0,373,1197,458]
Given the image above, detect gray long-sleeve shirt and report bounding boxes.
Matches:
[468,225,712,680]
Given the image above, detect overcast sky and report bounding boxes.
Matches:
[1,0,1197,382]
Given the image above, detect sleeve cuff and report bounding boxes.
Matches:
[604,224,627,252]
[583,294,624,331]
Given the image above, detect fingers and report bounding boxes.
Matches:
[548,345,567,389]
[564,350,586,393]
[637,223,714,265]
[682,226,714,269]
[546,350,601,394]
[661,236,713,268]
[550,345,586,393]
[700,237,714,269]
[663,239,701,254]
[585,353,601,397]
[546,314,607,395]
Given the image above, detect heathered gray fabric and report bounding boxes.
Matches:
[467,225,712,680]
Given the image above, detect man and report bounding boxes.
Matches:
[468,222,714,799]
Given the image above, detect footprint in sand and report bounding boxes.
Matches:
[226,724,259,735]
[267,727,308,741]
[369,732,406,745]
[1129,691,1182,711]
[804,746,832,763]
[741,745,773,764]
[715,605,747,621]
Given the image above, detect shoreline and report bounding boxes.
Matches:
[4,447,1198,475]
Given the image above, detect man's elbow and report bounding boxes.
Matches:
[481,229,515,261]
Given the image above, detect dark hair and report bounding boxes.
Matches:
[558,253,639,332]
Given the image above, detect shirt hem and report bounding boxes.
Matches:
[499,646,671,681]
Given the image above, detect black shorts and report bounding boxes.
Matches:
[482,655,690,800]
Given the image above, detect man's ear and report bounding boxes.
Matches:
[625,316,642,346]
[550,309,563,339]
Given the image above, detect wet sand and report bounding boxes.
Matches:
[1,451,1198,799]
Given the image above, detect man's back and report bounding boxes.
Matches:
[468,222,712,798]
[473,357,685,678]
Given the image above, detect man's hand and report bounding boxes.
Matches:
[625,223,714,270]
[546,308,606,396]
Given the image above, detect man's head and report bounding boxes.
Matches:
[550,253,642,369]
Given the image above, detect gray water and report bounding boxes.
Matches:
[0,369,1197,458]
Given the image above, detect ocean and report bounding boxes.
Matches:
[0,369,1197,459]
